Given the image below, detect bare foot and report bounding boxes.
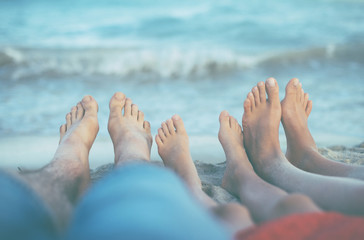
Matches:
[219,110,254,195]
[242,78,286,175]
[108,92,152,165]
[56,95,99,176]
[155,114,201,189]
[281,78,317,169]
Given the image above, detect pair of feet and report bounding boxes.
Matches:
[155,77,317,197]
[57,77,316,201]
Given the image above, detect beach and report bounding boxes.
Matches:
[0,133,363,204]
[0,0,363,172]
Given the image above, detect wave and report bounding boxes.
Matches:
[1,44,363,80]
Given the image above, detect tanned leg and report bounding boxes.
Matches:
[282,78,364,180]
[15,96,99,230]
[219,110,320,223]
[242,78,364,216]
[156,115,253,234]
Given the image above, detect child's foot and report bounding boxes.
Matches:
[218,111,254,195]
[108,92,152,165]
[155,115,201,188]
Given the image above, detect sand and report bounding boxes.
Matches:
[0,135,362,203]
[90,142,364,204]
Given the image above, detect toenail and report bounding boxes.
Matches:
[253,87,258,91]
[172,114,180,120]
[267,78,275,87]
[258,82,264,86]
[293,78,299,86]
[221,110,229,116]
[248,92,253,97]
[83,96,92,103]
[114,92,125,100]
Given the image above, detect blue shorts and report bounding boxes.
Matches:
[0,163,229,240]
[0,171,58,240]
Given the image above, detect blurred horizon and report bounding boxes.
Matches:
[0,0,363,143]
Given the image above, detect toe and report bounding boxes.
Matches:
[306,100,313,116]
[229,116,235,129]
[138,111,144,123]
[124,98,132,116]
[60,124,66,140]
[143,121,151,134]
[303,93,309,108]
[81,95,98,117]
[300,88,304,104]
[231,116,239,130]
[219,110,230,129]
[166,119,175,135]
[258,81,266,103]
[265,77,280,105]
[285,78,299,99]
[76,102,84,120]
[158,128,166,140]
[131,104,138,119]
[243,99,252,115]
[172,114,185,133]
[71,106,77,123]
[155,135,163,145]
[296,82,302,102]
[109,92,126,118]
[247,92,255,111]
[162,122,170,136]
[66,113,71,129]
[252,86,260,106]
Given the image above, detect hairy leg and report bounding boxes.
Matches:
[282,78,364,180]
[15,96,99,229]
[243,78,364,216]
[156,115,253,234]
[219,110,320,223]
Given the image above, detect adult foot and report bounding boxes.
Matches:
[219,111,254,195]
[155,115,201,189]
[57,95,99,171]
[242,78,286,176]
[108,92,152,165]
[281,78,317,169]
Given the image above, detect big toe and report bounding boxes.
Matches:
[82,95,98,116]
[284,78,299,99]
[219,110,230,129]
[265,77,280,105]
[109,92,126,118]
[172,114,186,133]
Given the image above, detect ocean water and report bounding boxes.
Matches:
[0,0,363,144]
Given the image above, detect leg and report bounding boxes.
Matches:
[67,93,229,240]
[156,114,253,234]
[10,96,99,230]
[218,110,320,223]
[282,78,364,180]
[243,78,364,216]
